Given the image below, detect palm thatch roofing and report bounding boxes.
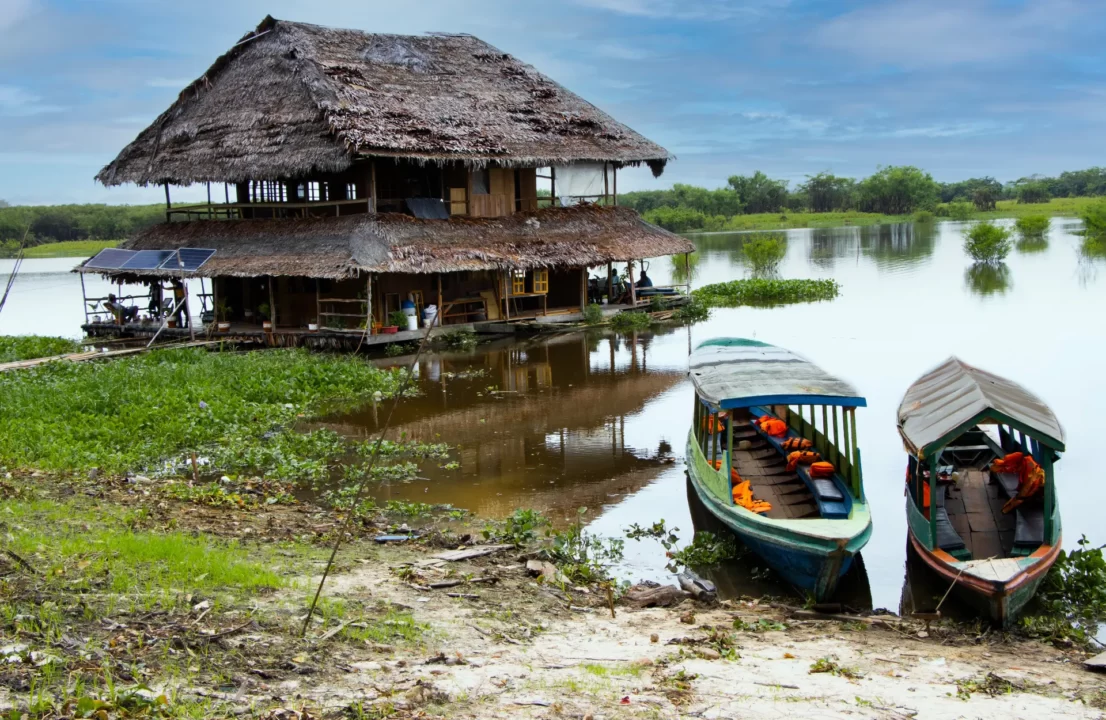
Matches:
[75,205,694,279]
[96,16,670,187]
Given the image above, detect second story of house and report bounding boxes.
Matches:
[95,16,671,224]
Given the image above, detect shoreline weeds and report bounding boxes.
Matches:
[1,473,1103,719]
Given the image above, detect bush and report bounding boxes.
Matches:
[582,303,604,325]
[947,201,974,221]
[913,210,934,223]
[742,234,786,274]
[673,297,709,322]
[963,221,1012,263]
[1022,536,1106,647]
[1017,181,1051,204]
[693,278,840,307]
[1080,200,1106,239]
[0,335,81,363]
[934,203,950,217]
[610,311,652,331]
[642,206,707,232]
[1014,215,1049,237]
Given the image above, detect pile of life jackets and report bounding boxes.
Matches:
[991,451,1045,513]
[781,437,813,451]
[756,415,788,438]
[785,450,822,472]
[711,459,772,514]
[701,413,726,435]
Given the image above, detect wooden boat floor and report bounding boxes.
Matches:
[731,434,819,520]
[942,469,1016,559]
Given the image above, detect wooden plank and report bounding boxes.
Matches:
[970,532,1004,562]
[432,545,513,562]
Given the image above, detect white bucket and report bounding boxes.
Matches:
[406,315,418,331]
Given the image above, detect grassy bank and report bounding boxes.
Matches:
[681,197,1101,233]
[0,335,81,363]
[22,239,118,258]
[0,346,400,474]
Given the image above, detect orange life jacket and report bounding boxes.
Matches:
[732,480,772,514]
[810,461,835,479]
[996,452,1046,514]
[701,414,725,434]
[785,450,822,472]
[756,415,788,438]
[781,437,813,451]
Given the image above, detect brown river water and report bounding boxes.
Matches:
[3,218,1104,611]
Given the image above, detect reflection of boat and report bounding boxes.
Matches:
[685,338,872,601]
[686,475,872,609]
[897,358,1065,628]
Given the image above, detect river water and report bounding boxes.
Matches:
[3,219,1104,611]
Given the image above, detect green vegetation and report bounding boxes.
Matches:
[1015,215,1050,236]
[742,234,786,274]
[482,508,551,547]
[913,210,934,223]
[672,297,710,322]
[809,657,862,680]
[625,519,736,573]
[437,329,478,350]
[0,202,163,255]
[620,166,1106,233]
[17,239,119,258]
[387,310,408,329]
[946,201,974,221]
[965,264,1011,297]
[0,335,81,363]
[610,310,652,331]
[963,221,1013,263]
[1022,535,1106,647]
[548,507,625,585]
[1080,200,1106,238]
[693,278,840,308]
[582,303,604,325]
[0,347,400,474]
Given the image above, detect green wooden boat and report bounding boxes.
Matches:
[897,358,1064,628]
[685,338,872,601]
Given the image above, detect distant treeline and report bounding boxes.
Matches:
[0,201,164,249]
[620,166,1106,232]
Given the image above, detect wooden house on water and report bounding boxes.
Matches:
[77,16,692,347]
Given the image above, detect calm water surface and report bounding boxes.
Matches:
[4,219,1104,611]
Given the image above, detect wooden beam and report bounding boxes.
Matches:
[613,165,618,206]
[579,268,587,311]
[370,160,377,213]
[627,261,637,306]
[366,274,373,333]
[437,273,443,327]
[603,162,609,205]
[550,166,556,207]
[607,261,613,302]
[268,276,277,334]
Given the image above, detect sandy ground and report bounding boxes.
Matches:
[272,550,1106,719]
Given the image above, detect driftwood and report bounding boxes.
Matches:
[622,584,689,608]
[677,571,717,603]
[427,576,498,590]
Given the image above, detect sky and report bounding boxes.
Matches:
[1,0,1105,205]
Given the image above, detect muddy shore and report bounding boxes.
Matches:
[1,473,1103,720]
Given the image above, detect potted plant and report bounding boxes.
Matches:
[258,303,272,331]
[383,310,406,334]
[216,300,232,332]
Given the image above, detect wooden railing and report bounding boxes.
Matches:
[166,198,371,222]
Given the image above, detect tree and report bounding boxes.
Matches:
[856,166,938,215]
[1016,181,1051,204]
[800,172,856,212]
[972,187,996,211]
[726,171,788,214]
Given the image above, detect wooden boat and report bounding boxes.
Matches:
[897,358,1065,628]
[685,338,872,601]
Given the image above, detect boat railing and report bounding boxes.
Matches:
[785,404,861,498]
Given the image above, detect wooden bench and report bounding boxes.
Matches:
[747,413,850,519]
[993,472,1045,550]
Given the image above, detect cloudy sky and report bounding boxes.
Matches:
[1,0,1104,205]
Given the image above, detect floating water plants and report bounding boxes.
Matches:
[692,278,840,308]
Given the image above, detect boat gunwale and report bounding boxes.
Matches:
[908,531,1061,596]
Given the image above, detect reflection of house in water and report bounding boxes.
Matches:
[323,333,685,517]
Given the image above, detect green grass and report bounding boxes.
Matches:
[2,497,285,604]
[0,335,81,363]
[20,239,119,258]
[610,310,653,331]
[582,662,646,678]
[693,278,841,307]
[0,347,400,474]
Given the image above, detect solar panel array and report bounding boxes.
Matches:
[83,247,216,273]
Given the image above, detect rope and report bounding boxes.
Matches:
[0,228,31,318]
[301,319,437,637]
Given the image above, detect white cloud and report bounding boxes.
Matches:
[887,122,1003,139]
[814,0,1085,68]
[0,85,64,116]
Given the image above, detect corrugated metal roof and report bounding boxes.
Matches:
[689,338,866,410]
[897,357,1065,457]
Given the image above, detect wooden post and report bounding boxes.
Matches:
[684,252,691,287]
[315,280,321,329]
[502,272,511,321]
[366,273,373,333]
[370,160,377,213]
[841,407,851,481]
[821,406,828,451]
[579,268,587,311]
[436,273,443,327]
[613,165,618,206]
[164,183,172,222]
[268,276,277,332]
[466,167,474,216]
[606,261,613,301]
[206,182,212,219]
[627,260,637,306]
[849,409,860,495]
[832,406,840,467]
[603,162,609,205]
[183,279,196,341]
[550,167,556,207]
[1042,450,1055,543]
[726,413,735,501]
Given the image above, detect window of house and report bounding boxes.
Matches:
[297,181,323,202]
[250,181,288,203]
[532,269,549,294]
[512,270,526,295]
[346,183,357,200]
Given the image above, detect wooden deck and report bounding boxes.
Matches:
[940,469,1016,559]
[729,424,819,520]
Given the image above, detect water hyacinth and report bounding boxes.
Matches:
[692,278,841,308]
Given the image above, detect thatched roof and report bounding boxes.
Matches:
[75,205,694,279]
[97,16,670,187]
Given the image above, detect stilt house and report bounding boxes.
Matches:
[78,16,692,343]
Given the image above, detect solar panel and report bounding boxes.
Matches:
[120,250,175,271]
[84,248,137,270]
[158,248,216,272]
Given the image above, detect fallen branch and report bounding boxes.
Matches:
[446,593,479,599]
[754,682,800,690]
[4,549,39,575]
[428,576,498,589]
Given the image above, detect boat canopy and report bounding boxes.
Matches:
[689,338,866,410]
[897,357,1065,458]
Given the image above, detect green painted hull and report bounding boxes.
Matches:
[686,430,871,601]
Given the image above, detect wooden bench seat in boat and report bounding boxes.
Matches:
[746,414,850,519]
[993,471,1045,550]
